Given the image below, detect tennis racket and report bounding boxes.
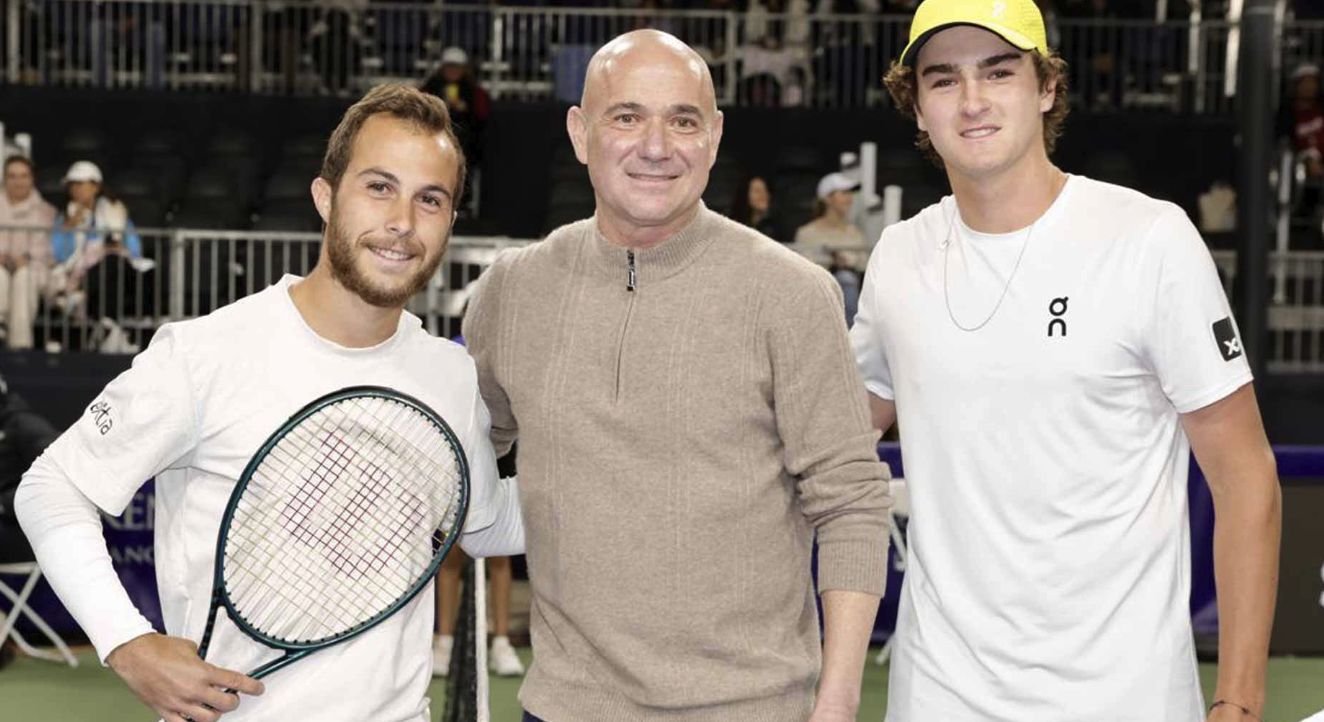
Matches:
[196,385,469,681]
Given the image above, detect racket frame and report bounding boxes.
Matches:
[196,385,470,680]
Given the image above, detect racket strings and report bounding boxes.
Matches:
[238,402,439,622]
[231,409,447,638]
[223,396,464,644]
[275,399,451,614]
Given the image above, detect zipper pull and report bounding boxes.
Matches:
[627,250,637,292]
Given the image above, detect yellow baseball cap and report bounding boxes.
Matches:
[899,0,1049,67]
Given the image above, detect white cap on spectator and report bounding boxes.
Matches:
[1293,63,1320,80]
[63,160,103,184]
[817,172,860,200]
[441,47,468,66]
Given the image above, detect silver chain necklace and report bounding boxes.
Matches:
[941,207,1036,333]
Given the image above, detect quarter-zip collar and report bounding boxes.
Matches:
[587,204,717,291]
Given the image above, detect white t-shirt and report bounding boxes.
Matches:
[850,176,1252,722]
[41,275,505,722]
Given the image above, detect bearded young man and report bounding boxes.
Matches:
[16,84,524,722]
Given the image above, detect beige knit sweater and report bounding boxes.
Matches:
[464,206,891,721]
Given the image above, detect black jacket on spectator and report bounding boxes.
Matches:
[420,74,492,165]
[0,388,58,563]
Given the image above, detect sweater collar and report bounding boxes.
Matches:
[587,204,718,289]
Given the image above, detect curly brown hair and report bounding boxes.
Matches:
[321,83,467,204]
[883,50,1070,168]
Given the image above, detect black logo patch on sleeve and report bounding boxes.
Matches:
[1212,317,1243,362]
[89,399,114,435]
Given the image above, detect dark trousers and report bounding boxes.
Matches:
[521,713,546,722]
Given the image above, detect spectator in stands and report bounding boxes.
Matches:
[1278,63,1324,218]
[744,0,773,45]
[0,372,57,566]
[49,161,149,351]
[795,172,866,323]
[794,171,865,264]
[0,156,57,349]
[728,174,788,243]
[0,370,57,672]
[732,4,812,110]
[421,47,492,173]
[49,161,143,296]
[465,30,889,722]
[422,47,492,216]
[1282,64,1323,176]
[308,0,366,96]
[1060,0,1146,107]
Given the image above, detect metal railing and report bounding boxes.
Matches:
[0,0,1259,113]
[3,225,527,352]
[1283,20,1324,78]
[1212,249,1324,374]
[1055,19,1236,115]
[3,223,1323,372]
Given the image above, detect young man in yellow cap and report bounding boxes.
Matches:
[850,1,1281,720]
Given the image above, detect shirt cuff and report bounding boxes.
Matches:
[816,536,889,597]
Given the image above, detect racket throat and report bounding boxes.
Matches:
[197,591,227,662]
[249,649,311,680]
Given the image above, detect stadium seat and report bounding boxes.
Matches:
[119,195,167,228]
[208,130,258,158]
[270,155,323,183]
[777,146,827,174]
[61,127,108,156]
[115,168,158,198]
[254,199,322,232]
[0,563,78,668]
[129,156,188,202]
[184,168,236,201]
[132,131,183,158]
[282,134,327,161]
[263,172,313,202]
[189,163,260,207]
[172,198,252,229]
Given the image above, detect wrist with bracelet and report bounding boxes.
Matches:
[1209,699,1262,721]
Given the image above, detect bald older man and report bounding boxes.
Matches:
[464,30,891,722]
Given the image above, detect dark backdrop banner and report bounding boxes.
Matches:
[4,355,1320,650]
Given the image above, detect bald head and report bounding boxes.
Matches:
[581,30,718,116]
[565,30,724,248]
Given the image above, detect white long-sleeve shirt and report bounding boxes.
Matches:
[16,275,523,722]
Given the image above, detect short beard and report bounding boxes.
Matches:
[324,205,448,308]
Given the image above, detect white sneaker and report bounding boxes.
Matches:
[488,635,524,677]
[431,635,452,678]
